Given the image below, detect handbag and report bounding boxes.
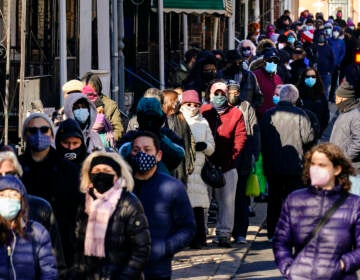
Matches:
[245,168,260,197]
[201,157,226,188]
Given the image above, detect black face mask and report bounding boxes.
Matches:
[201,72,217,84]
[57,144,87,164]
[228,94,241,106]
[89,173,115,194]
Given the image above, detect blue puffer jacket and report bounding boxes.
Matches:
[273,186,360,280]
[0,220,57,280]
[134,170,196,279]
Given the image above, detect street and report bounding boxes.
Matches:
[172,202,283,279]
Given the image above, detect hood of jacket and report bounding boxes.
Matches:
[64,92,98,131]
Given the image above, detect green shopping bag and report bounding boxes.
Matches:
[245,169,260,197]
[255,153,267,194]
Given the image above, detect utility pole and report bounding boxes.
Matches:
[4,0,11,145]
[59,0,67,107]
[117,0,125,111]
[158,0,165,89]
[18,0,27,146]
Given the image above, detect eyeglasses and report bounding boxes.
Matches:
[241,47,251,51]
[305,75,316,78]
[27,126,51,135]
[203,69,217,73]
[264,57,280,64]
[186,103,201,108]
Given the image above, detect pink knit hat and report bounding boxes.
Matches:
[210,82,228,96]
[181,90,201,105]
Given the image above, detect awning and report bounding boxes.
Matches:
[151,0,232,17]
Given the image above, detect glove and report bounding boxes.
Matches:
[195,142,207,151]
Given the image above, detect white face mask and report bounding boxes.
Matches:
[180,105,199,118]
[73,108,90,124]
[278,43,285,50]
[310,166,331,188]
[333,31,340,38]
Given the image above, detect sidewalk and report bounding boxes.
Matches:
[172,202,267,280]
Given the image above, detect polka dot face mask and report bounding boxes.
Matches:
[132,151,157,173]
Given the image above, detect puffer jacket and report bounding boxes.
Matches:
[273,186,360,280]
[0,220,57,280]
[64,92,103,152]
[260,101,314,176]
[330,107,360,175]
[75,190,151,279]
[182,112,215,208]
[133,170,196,279]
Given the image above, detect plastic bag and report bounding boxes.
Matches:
[245,170,260,197]
[255,153,267,194]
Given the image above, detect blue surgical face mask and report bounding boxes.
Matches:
[73,108,90,124]
[265,62,277,73]
[325,28,332,35]
[212,95,227,107]
[242,50,251,57]
[27,133,52,152]
[305,77,316,87]
[0,197,21,220]
[273,95,280,105]
[287,37,296,44]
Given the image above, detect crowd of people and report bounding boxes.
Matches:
[1,8,360,280]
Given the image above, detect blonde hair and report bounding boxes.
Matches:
[80,151,134,193]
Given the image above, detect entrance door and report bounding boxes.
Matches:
[328,0,348,20]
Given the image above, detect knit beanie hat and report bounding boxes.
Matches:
[181,90,201,105]
[55,118,84,145]
[136,97,164,117]
[62,79,84,95]
[0,175,27,197]
[22,112,55,138]
[210,82,228,96]
[335,80,357,98]
[227,80,240,91]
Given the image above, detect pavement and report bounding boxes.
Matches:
[171,201,282,280]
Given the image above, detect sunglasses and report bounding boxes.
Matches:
[186,103,200,108]
[305,75,316,78]
[264,57,280,64]
[0,171,19,177]
[241,47,251,51]
[27,126,51,135]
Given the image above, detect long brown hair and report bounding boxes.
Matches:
[303,143,355,191]
[162,89,185,120]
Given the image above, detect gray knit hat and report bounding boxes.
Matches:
[22,112,55,138]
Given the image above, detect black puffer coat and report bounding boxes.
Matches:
[75,189,151,279]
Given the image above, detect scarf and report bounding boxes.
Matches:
[84,178,125,257]
[336,98,360,113]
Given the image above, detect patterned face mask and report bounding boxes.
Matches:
[131,151,157,173]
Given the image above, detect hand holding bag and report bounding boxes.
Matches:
[201,157,226,188]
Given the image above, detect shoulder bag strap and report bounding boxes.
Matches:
[301,192,349,250]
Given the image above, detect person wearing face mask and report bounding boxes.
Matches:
[296,67,330,136]
[55,118,88,170]
[226,81,261,244]
[0,175,57,279]
[253,48,283,119]
[200,81,247,247]
[64,92,103,152]
[328,25,346,102]
[179,90,215,249]
[131,131,196,279]
[236,40,257,69]
[334,10,347,28]
[74,151,151,279]
[330,80,360,195]
[314,33,336,100]
[260,84,314,240]
[18,113,81,270]
[119,97,185,175]
[220,50,263,109]
[162,89,196,185]
[273,143,360,279]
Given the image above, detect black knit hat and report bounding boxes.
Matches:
[55,118,84,145]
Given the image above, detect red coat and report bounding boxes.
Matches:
[200,104,247,172]
[253,68,283,119]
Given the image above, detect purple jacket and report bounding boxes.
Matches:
[273,186,360,279]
